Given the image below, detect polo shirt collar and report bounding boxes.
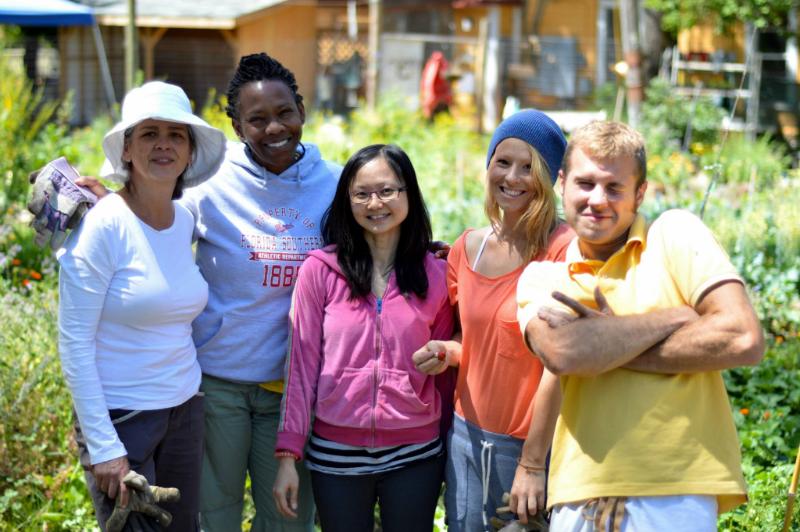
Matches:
[566,214,647,273]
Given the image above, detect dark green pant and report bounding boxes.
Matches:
[199,374,315,532]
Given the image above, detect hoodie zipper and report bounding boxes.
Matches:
[371,297,383,447]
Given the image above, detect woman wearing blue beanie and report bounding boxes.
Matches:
[414,109,573,531]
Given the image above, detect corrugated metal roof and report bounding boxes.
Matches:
[77,0,290,28]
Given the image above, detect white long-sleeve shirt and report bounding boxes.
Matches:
[57,194,207,464]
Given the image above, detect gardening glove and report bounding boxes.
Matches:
[492,492,549,532]
[105,471,180,532]
[27,157,97,250]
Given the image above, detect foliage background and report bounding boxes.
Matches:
[645,0,797,34]
[1,40,800,531]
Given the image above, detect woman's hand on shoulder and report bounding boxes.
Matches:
[92,455,131,507]
[272,456,300,518]
[429,240,451,260]
[412,340,460,375]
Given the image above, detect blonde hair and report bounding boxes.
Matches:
[484,145,557,262]
[563,121,647,186]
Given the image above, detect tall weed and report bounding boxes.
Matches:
[0,278,95,530]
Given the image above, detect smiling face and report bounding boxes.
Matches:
[232,80,305,175]
[486,138,545,219]
[349,157,409,240]
[560,146,647,261]
[123,119,192,187]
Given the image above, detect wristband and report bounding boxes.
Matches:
[516,457,546,473]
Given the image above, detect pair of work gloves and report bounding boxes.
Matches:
[491,492,550,532]
[26,157,97,250]
[105,471,180,532]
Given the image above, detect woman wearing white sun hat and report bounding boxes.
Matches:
[57,81,226,531]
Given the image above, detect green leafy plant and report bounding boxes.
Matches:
[0,42,64,214]
[641,77,726,153]
[721,340,800,530]
[303,94,489,242]
[0,277,96,529]
[700,133,792,188]
[646,0,797,35]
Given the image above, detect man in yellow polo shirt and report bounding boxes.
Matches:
[517,120,764,531]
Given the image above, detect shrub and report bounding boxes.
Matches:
[702,182,800,337]
[700,133,793,188]
[0,277,96,530]
[722,340,800,530]
[641,77,726,154]
[303,94,489,243]
[0,42,65,214]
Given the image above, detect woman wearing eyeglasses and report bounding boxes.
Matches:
[272,144,454,532]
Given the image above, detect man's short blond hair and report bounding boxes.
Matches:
[562,121,647,186]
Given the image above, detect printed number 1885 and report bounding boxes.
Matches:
[262,264,298,287]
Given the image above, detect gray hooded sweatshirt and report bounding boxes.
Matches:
[181,141,341,383]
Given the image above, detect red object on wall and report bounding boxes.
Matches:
[420,51,452,119]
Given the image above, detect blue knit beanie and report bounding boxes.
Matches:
[486,109,567,184]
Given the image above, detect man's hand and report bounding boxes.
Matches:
[272,457,300,519]
[538,287,614,328]
[92,455,130,507]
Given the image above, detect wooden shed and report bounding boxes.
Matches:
[65,0,319,124]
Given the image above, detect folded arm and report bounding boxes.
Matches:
[623,281,764,373]
[524,288,696,376]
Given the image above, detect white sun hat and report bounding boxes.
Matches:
[100,81,227,187]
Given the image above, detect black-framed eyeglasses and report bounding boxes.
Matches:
[350,187,407,204]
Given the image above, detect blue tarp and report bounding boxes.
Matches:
[0,0,94,26]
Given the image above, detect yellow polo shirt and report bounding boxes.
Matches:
[517,209,747,513]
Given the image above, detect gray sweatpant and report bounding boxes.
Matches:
[444,414,526,532]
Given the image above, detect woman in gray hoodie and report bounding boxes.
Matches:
[180,53,341,532]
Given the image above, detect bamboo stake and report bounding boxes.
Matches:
[783,443,800,532]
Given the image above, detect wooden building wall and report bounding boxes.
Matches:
[150,29,235,110]
[677,24,746,60]
[526,0,598,81]
[236,4,319,104]
[59,25,125,125]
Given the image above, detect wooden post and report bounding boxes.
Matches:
[475,17,487,134]
[141,28,167,82]
[125,0,139,92]
[786,9,797,107]
[618,0,643,127]
[91,23,117,114]
[366,0,381,110]
[481,6,501,133]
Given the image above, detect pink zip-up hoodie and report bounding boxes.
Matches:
[276,246,455,457]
